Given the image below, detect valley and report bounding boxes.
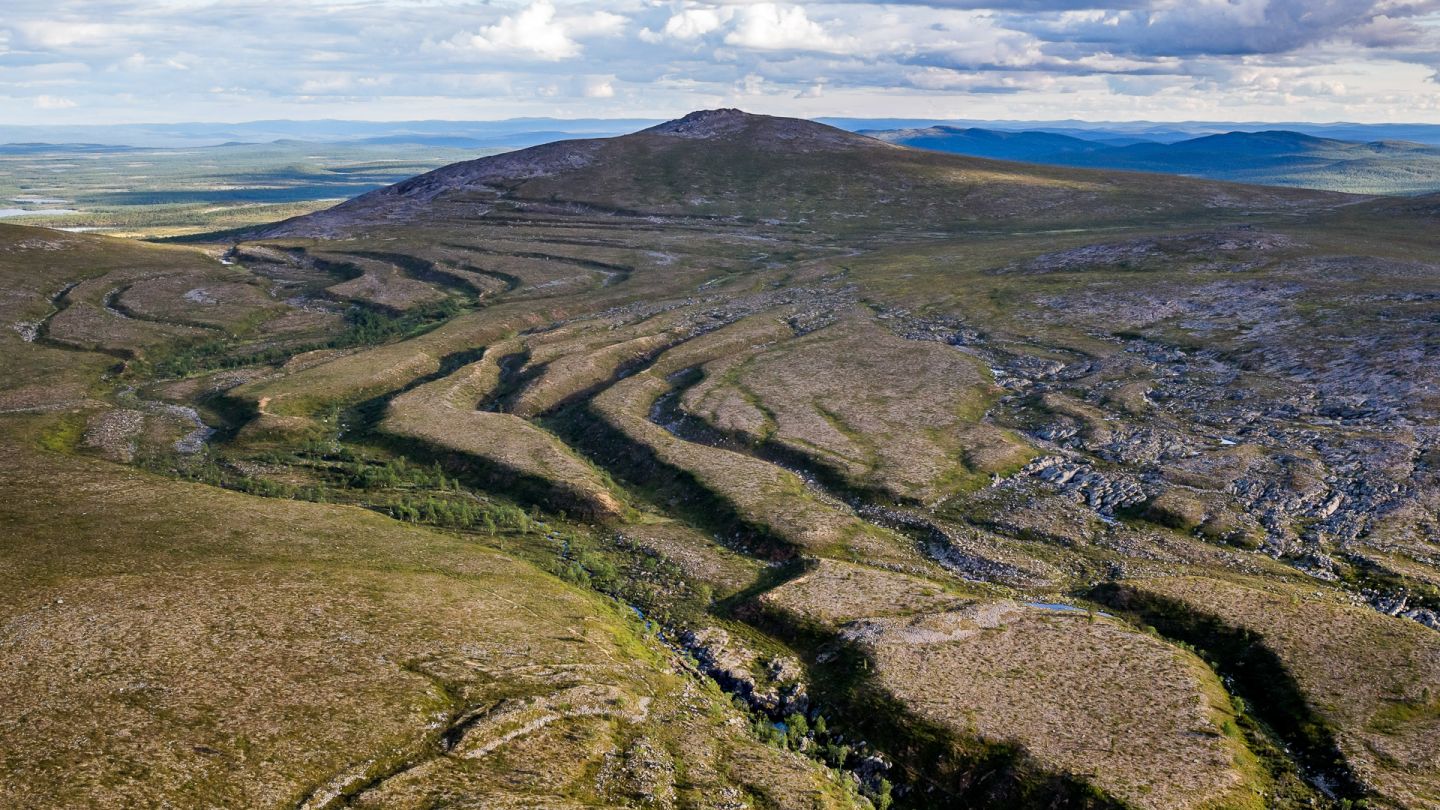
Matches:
[3,109,1439,809]
[0,140,501,238]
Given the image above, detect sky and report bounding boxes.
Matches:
[3,0,1440,124]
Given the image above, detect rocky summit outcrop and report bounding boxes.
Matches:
[642,108,893,152]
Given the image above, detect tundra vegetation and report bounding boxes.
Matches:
[2,110,1439,809]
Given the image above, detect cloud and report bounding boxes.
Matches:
[1020,0,1440,58]
[642,1,1044,65]
[736,73,766,94]
[3,0,1440,125]
[581,75,616,97]
[643,3,851,52]
[1104,74,1170,95]
[441,0,624,61]
[795,81,824,98]
[880,0,1146,7]
[10,20,151,50]
[297,74,393,96]
[904,65,1058,92]
[32,94,76,109]
[0,60,91,85]
[457,0,581,60]
[108,52,187,72]
[723,4,849,51]
[1349,14,1430,48]
[640,8,724,42]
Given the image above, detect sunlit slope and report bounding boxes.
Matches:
[0,224,865,809]
[8,106,1440,810]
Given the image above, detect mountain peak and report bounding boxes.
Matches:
[642,108,889,150]
[645,108,755,139]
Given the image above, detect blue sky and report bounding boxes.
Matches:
[3,0,1440,124]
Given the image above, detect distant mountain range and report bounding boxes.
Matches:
[0,119,660,149]
[4,116,1440,149]
[863,126,1440,195]
[6,116,1440,195]
[830,119,1440,147]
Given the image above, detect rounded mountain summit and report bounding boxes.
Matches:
[258,108,1334,240]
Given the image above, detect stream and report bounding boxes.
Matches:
[117,385,215,454]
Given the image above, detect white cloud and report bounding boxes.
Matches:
[582,75,616,97]
[642,3,1039,64]
[723,4,849,52]
[3,0,1440,125]
[11,21,151,49]
[443,0,623,61]
[32,94,76,109]
[297,75,393,95]
[641,8,724,42]
[571,9,628,38]
[104,51,190,74]
[451,1,580,60]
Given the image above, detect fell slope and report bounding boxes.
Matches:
[0,223,865,809]
[261,109,1336,242]
[9,109,1440,810]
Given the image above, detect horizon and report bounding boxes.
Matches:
[9,112,1440,128]
[4,1,1440,126]
[10,112,1440,151]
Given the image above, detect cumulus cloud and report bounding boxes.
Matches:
[2,0,1440,124]
[641,2,1042,65]
[640,8,725,42]
[440,0,624,61]
[724,4,849,51]
[641,4,854,53]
